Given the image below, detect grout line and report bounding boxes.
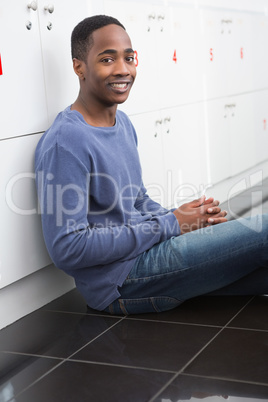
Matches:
[6,317,127,402]
[226,326,268,333]
[66,357,177,374]
[148,372,182,402]
[1,350,64,361]
[224,296,256,327]
[149,328,224,402]
[149,296,258,402]
[181,373,268,388]
[64,316,127,361]
[44,308,122,319]
[9,359,66,402]
[124,316,223,328]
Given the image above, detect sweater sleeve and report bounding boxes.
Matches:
[134,183,171,216]
[36,144,180,272]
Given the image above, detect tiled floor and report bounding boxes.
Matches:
[0,291,267,401]
[1,186,268,401]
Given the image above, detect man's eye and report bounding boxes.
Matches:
[101,58,113,63]
[126,56,134,62]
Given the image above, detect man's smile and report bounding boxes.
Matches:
[109,81,132,92]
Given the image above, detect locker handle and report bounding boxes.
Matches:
[44,4,55,13]
[148,13,156,20]
[27,1,37,11]
[224,104,236,118]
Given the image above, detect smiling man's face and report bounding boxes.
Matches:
[83,24,136,107]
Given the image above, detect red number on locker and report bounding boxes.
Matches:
[173,49,177,63]
[134,50,139,67]
[240,47,244,59]
[264,119,266,130]
[210,48,213,61]
[0,54,3,75]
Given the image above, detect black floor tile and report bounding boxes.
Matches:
[14,361,173,402]
[0,310,121,358]
[42,288,88,314]
[155,373,268,401]
[228,296,268,331]
[127,295,252,326]
[71,319,220,372]
[0,352,61,401]
[184,328,268,384]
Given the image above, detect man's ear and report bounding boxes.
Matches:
[73,58,85,80]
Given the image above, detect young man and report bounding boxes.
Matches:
[35,15,268,315]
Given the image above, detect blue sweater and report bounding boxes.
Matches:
[35,106,180,310]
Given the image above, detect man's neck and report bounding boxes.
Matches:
[71,95,117,127]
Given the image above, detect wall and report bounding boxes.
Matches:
[1,0,268,329]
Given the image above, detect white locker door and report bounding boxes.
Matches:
[0,135,51,289]
[103,0,161,115]
[252,90,268,165]
[230,94,256,176]
[205,98,232,185]
[198,8,236,99]
[231,12,254,94]
[252,13,268,90]
[130,112,166,206]
[37,0,93,125]
[0,0,48,139]
[158,3,203,109]
[161,105,208,207]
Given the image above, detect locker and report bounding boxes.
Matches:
[104,0,164,115]
[198,8,237,99]
[197,0,268,13]
[0,0,48,139]
[130,104,209,209]
[252,14,268,90]
[0,134,51,289]
[229,94,256,176]
[129,112,166,205]
[161,104,209,206]
[157,3,203,108]
[206,94,257,184]
[37,0,92,125]
[231,12,254,94]
[204,98,232,184]
[252,90,268,165]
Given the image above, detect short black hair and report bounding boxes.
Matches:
[71,15,125,62]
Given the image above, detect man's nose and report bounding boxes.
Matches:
[114,58,131,75]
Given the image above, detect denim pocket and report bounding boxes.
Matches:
[116,296,182,315]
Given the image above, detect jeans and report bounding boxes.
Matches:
[104,214,268,315]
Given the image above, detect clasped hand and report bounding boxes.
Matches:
[173,195,228,234]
